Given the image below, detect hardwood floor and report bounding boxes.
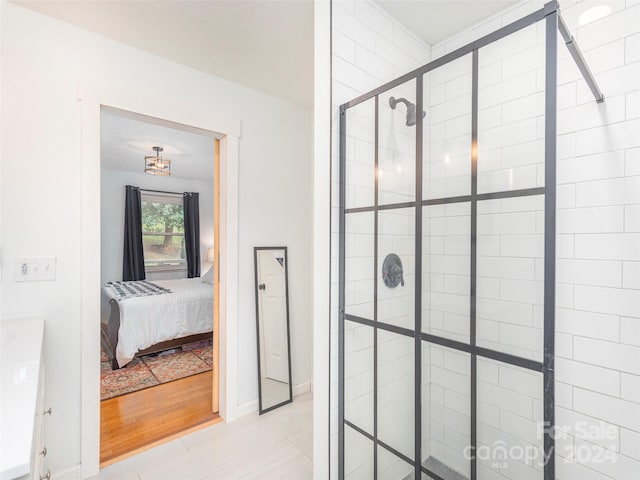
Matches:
[93,392,312,480]
[100,372,220,466]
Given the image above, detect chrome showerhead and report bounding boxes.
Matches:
[389,96,426,126]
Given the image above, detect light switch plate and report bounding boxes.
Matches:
[14,256,56,282]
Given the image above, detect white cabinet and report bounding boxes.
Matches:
[0,316,48,480]
[29,359,49,480]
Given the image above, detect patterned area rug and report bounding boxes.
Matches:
[100,325,212,401]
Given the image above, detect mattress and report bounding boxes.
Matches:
[101,277,214,368]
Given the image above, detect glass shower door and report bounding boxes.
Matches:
[340,13,555,480]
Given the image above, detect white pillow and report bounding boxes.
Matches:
[202,266,214,285]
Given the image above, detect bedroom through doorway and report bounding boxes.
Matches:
[98,107,222,466]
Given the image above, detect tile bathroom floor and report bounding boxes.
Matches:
[92,392,313,480]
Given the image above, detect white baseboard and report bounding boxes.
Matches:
[293,380,311,397]
[51,465,82,480]
[228,379,312,422]
[228,399,259,422]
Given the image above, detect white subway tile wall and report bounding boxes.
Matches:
[476,196,545,361]
[423,203,471,343]
[345,424,374,479]
[424,54,473,199]
[332,2,431,476]
[378,445,413,480]
[332,0,640,479]
[477,358,544,479]
[345,212,375,319]
[345,99,376,209]
[377,329,415,460]
[478,22,547,194]
[379,80,417,205]
[423,344,471,478]
[344,320,374,433]
[378,208,415,330]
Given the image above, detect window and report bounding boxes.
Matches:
[141,193,186,270]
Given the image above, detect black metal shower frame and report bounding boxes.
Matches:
[337,2,603,480]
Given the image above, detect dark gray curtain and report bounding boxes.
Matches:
[183,192,201,278]
[122,185,146,281]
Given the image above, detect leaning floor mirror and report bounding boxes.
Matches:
[254,246,293,414]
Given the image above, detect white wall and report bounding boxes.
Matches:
[100,168,214,284]
[0,2,312,476]
[312,1,332,478]
[333,0,640,479]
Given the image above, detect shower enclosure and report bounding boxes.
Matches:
[338,2,603,479]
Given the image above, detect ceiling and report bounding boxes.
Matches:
[16,0,519,108]
[101,108,216,181]
[377,0,519,46]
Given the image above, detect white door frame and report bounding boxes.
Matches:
[79,91,241,478]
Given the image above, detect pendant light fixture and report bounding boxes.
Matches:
[144,146,171,176]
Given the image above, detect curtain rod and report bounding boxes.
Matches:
[137,187,184,196]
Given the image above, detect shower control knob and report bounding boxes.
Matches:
[382,254,405,289]
[391,264,405,287]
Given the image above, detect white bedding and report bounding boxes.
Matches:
[101,277,213,368]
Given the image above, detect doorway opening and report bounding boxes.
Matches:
[98,107,223,466]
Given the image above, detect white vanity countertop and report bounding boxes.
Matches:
[0,315,45,480]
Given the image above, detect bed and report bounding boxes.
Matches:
[101,277,214,369]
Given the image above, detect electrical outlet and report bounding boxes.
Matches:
[14,257,56,282]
